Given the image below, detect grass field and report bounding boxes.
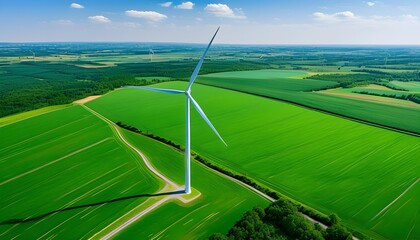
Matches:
[389,80,420,92]
[331,83,420,98]
[0,104,71,127]
[0,105,163,239]
[319,90,420,108]
[87,81,420,239]
[0,103,270,239]
[197,70,420,134]
[199,70,337,92]
[202,69,309,79]
[115,131,269,239]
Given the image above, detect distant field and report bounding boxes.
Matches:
[116,131,269,239]
[0,105,163,239]
[199,70,337,92]
[319,89,419,108]
[135,76,174,81]
[389,80,420,92]
[197,70,420,134]
[345,83,420,97]
[203,69,308,79]
[87,82,420,239]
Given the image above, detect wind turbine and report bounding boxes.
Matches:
[384,52,390,66]
[124,27,226,194]
[29,50,35,61]
[149,48,155,62]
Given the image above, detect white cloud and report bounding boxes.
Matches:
[205,4,246,19]
[160,2,172,7]
[122,22,141,28]
[54,19,73,25]
[367,2,375,7]
[125,10,168,22]
[401,14,418,21]
[313,11,356,21]
[70,3,84,9]
[175,2,194,10]
[88,16,111,23]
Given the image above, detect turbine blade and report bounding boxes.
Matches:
[186,27,220,92]
[124,86,184,94]
[188,94,227,146]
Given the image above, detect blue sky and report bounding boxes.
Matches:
[1,0,420,44]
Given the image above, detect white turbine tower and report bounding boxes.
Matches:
[124,27,226,194]
[149,48,155,62]
[29,50,35,61]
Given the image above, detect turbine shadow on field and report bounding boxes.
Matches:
[0,190,184,225]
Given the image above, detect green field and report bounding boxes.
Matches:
[324,83,420,100]
[326,86,412,98]
[0,105,164,238]
[203,69,309,79]
[389,80,420,92]
[116,131,268,239]
[2,44,420,239]
[87,81,420,239]
[0,103,269,239]
[0,104,71,127]
[197,70,420,134]
[199,70,338,92]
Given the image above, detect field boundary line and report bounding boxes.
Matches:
[197,82,420,137]
[81,105,179,188]
[100,196,172,240]
[371,178,419,221]
[0,104,72,128]
[0,124,97,163]
[0,138,111,186]
[0,115,90,153]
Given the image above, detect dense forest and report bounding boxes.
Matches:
[0,59,267,117]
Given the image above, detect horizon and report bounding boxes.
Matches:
[1,0,420,44]
[1,42,420,47]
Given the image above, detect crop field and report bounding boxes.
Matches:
[115,131,269,239]
[323,83,419,99]
[0,103,269,239]
[87,82,420,239]
[0,104,71,127]
[197,70,420,134]
[202,69,309,79]
[319,89,420,108]
[0,105,163,239]
[199,69,338,91]
[389,80,420,92]
[2,43,420,239]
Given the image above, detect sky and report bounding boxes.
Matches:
[1,0,420,44]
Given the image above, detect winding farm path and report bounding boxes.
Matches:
[82,102,355,239]
[81,104,200,240]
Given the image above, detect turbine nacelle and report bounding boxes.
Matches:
[124,85,227,146]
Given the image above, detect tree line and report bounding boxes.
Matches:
[353,91,420,104]
[1,59,268,118]
[209,199,354,240]
[115,121,370,240]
